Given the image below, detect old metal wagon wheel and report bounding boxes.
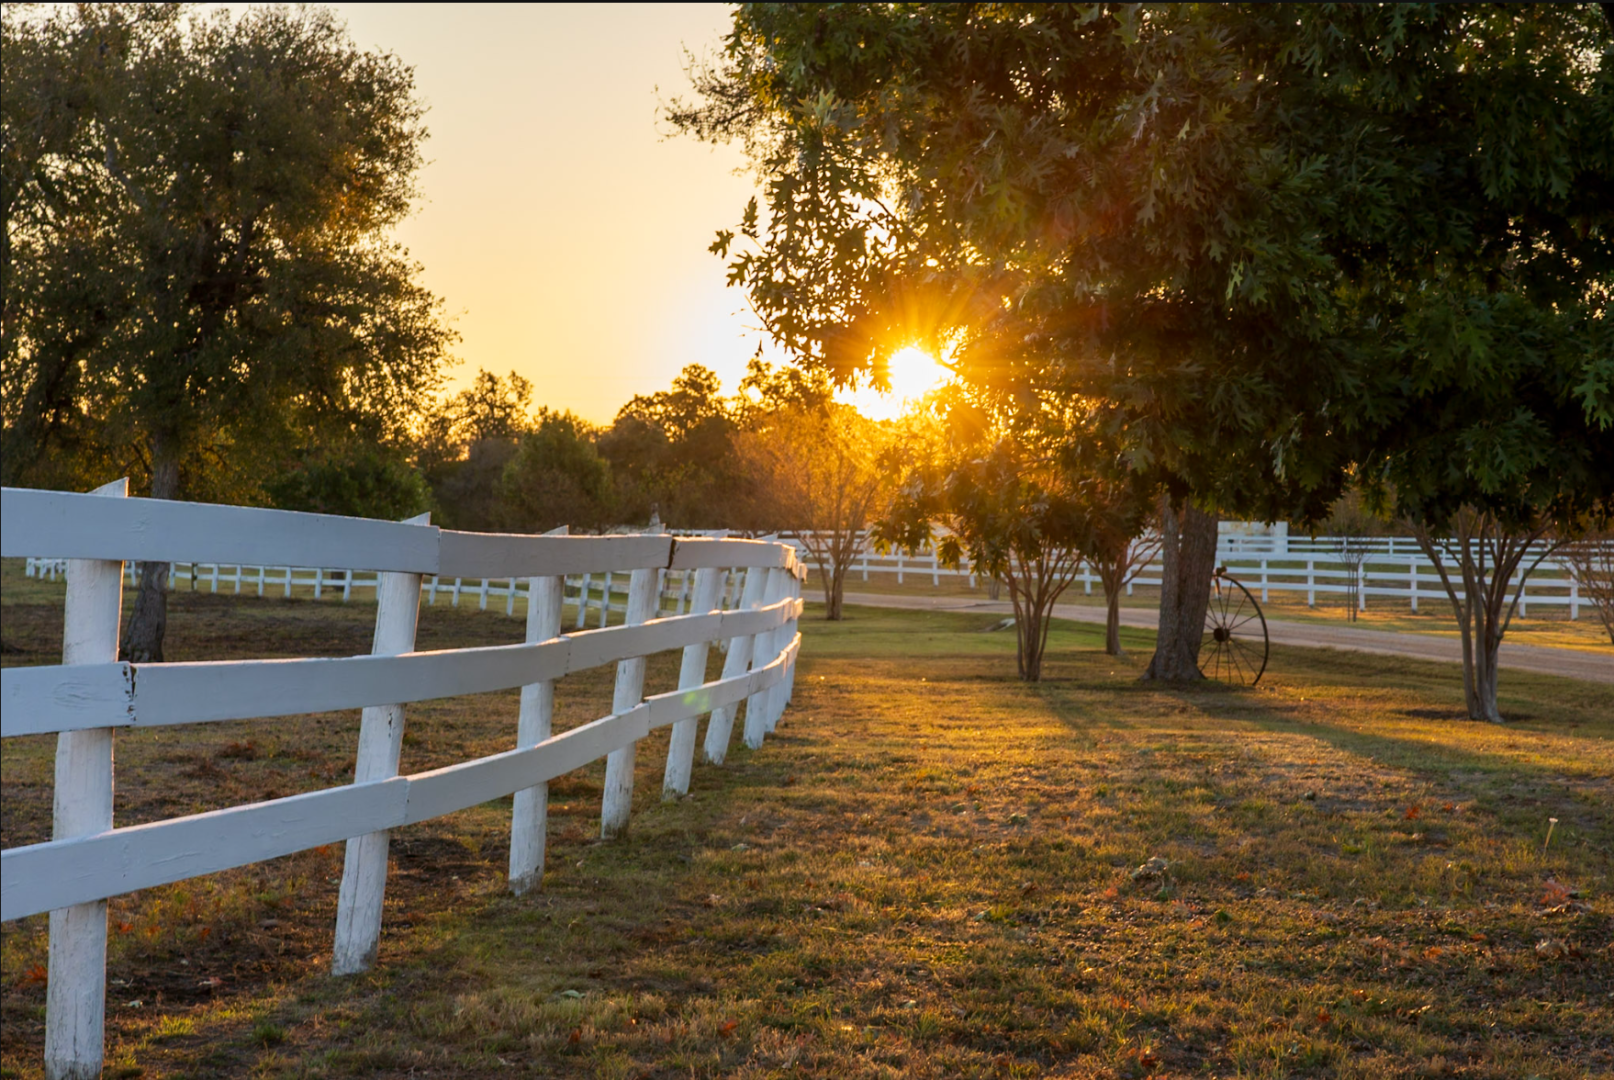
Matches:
[1200,569,1269,686]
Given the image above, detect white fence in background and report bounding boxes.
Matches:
[1,484,804,1080]
[26,554,758,628]
[23,533,1598,619]
[772,534,1592,619]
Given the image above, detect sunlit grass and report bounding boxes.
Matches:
[2,581,1609,1078]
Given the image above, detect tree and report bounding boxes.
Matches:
[265,442,430,522]
[1088,501,1161,658]
[497,408,616,534]
[1560,524,1614,646]
[672,4,1363,681]
[1409,512,1567,722]
[675,4,1614,693]
[1327,8,1614,719]
[3,5,452,660]
[415,370,534,530]
[878,406,1090,681]
[733,361,890,619]
[598,364,741,528]
[1321,490,1392,623]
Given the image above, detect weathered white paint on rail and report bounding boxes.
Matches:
[438,531,673,579]
[1,487,440,572]
[1,599,802,738]
[405,708,649,826]
[668,537,793,571]
[0,637,801,923]
[1,664,132,737]
[2,779,410,923]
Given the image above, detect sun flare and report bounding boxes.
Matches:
[837,345,950,421]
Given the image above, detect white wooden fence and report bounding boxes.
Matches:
[24,531,1599,619]
[773,535,1594,619]
[25,556,756,627]
[1,483,805,1080]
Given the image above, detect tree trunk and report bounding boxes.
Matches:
[1009,581,1040,681]
[827,560,846,621]
[120,443,179,662]
[1105,587,1123,657]
[1142,499,1218,681]
[1468,632,1503,723]
[1413,512,1555,724]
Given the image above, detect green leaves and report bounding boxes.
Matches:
[2,4,452,500]
[674,3,1614,534]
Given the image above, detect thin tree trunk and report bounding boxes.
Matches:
[1142,498,1218,681]
[1105,586,1123,656]
[121,442,179,662]
[1413,511,1555,724]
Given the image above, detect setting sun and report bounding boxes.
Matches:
[837,345,951,421]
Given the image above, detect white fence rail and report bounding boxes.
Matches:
[1,484,805,1080]
[25,554,752,626]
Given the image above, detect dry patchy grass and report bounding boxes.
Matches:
[2,568,1610,1079]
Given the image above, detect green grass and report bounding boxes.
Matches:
[3,574,1610,1078]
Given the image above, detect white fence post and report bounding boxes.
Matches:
[786,568,803,702]
[767,566,803,731]
[704,567,766,764]
[575,573,591,629]
[744,568,788,750]
[331,513,428,976]
[44,478,127,1080]
[509,572,564,894]
[662,567,724,799]
[600,567,659,839]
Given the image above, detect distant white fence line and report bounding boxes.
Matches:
[1,483,804,1080]
[28,529,1594,619]
[26,554,760,628]
[772,532,1594,620]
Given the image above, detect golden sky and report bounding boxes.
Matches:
[330,3,763,423]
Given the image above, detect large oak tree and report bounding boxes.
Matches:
[2,4,453,659]
[674,4,1613,698]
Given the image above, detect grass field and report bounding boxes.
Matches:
[2,565,1610,1079]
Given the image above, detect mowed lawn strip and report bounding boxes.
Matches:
[2,580,1610,1078]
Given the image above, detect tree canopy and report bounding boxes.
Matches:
[3,3,454,658]
[674,2,1614,688]
[675,3,1612,519]
[2,4,452,498]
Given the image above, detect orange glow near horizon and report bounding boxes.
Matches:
[836,345,951,421]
